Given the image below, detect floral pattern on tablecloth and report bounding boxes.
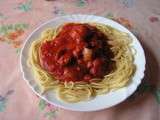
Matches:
[0,0,159,120]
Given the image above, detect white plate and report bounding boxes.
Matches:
[20,14,146,111]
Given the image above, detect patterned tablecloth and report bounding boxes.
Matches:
[0,0,160,120]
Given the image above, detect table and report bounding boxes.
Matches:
[0,0,160,120]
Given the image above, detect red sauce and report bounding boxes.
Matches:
[39,23,113,82]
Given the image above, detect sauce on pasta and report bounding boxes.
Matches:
[39,23,114,82]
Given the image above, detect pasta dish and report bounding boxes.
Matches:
[27,23,136,103]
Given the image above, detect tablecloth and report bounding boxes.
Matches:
[0,0,160,120]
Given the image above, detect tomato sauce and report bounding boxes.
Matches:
[39,23,113,82]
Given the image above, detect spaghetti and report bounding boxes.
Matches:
[27,23,136,103]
